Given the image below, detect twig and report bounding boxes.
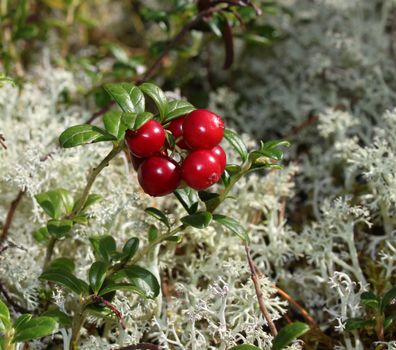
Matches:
[0,189,25,245]
[134,6,222,85]
[92,295,126,329]
[0,134,7,149]
[0,280,31,314]
[275,286,318,329]
[245,244,278,336]
[115,344,160,350]
[285,114,319,137]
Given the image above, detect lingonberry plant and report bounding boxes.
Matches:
[0,81,308,350]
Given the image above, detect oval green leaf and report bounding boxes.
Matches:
[145,207,170,228]
[104,83,145,113]
[224,128,248,161]
[47,219,73,238]
[163,100,195,123]
[59,124,116,148]
[98,282,146,298]
[139,82,168,120]
[230,345,262,350]
[40,269,87,295]
[123,265,160,298]
[380,286,396,313]
[344,318,375,331]
[181,211,212,229]
[13,316,58,343]
[213,214,249,242]
[272,322,310,350]
[122,237,139,259]
[89,261,108,294]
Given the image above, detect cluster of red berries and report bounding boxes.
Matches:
[125,109,226,197]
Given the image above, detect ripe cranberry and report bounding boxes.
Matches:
[125,120,165,158]
[167,116,190,149]
[183,109,224,149]
[211,145,226,173]
[130,150,168,171]
[181,150,222,190]
[137,156,181,196]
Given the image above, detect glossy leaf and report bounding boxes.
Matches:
[384,315,395,330]
[0,299,11,331]
[229,345,262,350]
[122,237,139,259]
[35,189,73,219]
[97,236,117,262]
[13,316,58,343]
[344,318,375,331]
[145,207,170,228]
[59,124,116,148]
[132,112,153,130]
[48,258,75,273]
[380,286,396,313]
[181,211,212,229]
[104,83,145,113]
[98,282,146,298]
[174,188,199,214]
[163,100,195,122]
[224,128,248,161]
[148,225,158,243]
[33,226,49,243]
[213,214,249,242]
[80,194,103,213]
[42,309,72,328]
[361,291,380,310]
[139,82,168,120]
[89,261,108,294]
[103,111,132,139]
[47,219,73,238]
[73,215,88,225]
[123,266,160,298]
[272,322,310,350]
[14,314,31,329]
[250,140,290,163]
[40,268,88,295]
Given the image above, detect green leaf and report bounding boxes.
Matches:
[89,261,108,294]
[198,191,221,212]
[224,129,248,161]
[33,226,49,243]
[47,219,73,238]
[40,269,87,295]
[250,140,290,163]
[181,211,212,229]
[213,214,249,242]
[103,111,131,139]
[145,207,170,228]
[97,236,117,262]
[13,316,58,343]
[48,258,75,273]
[148,225,158,243]
[131,112,153,130]
[122,237,139,259]
[122,266,160,298]
[272,322,310,350]
[344,318,375,331]
[139,83,168,120]
[163,100,195,122]
[98,282,146,298]
[80,194,103,213]
[380,286,396,313]
[104,83,145,113]
[73,215,88,225]
[0,299,11,331]
[59,124,116,148]
[361,291,380,310]
[174,188,199,214]
[229,345,262,350]
[42,309,72,328]
[35,189,74,219]
[14,314,31,329]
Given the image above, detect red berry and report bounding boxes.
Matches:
[181,150,222,190]
[125,120,165,158]
[211,145,226,173]
[167,116,189,149]
[130,150,168,171]
[183,109,224,149]
[137,156,181,196]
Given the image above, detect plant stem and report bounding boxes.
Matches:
[72,142,125,216]
[43,236,57,269]
[245,244,278,336]
[70,309,86,350]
